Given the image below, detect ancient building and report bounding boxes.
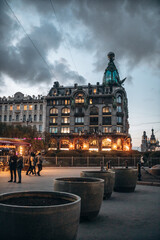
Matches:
[0,92,46,133]
[46,52,131,151]
[141,129,160,152]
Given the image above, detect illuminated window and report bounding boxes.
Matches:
[93,88,97,94]
[117,95,122,103]
[50,117,57,124]
[17,105,20,110]
[62,117,70,124]
[62,108,70,114]
[103,127,112,133]
[61,127,70,133]
[29,105,32,110]
[117,106,122,112]
[65,99,70,105]
[24,105,27,111]
[50,108,58,114]
[53,100,56,105]
[90,99,93,104]
[10,105,13,111]
[75,94,84,104]
[49,127,58,133]
[90,139,98,146]
[117,126,122,133]
[75,117,84,123]
[103,106,111,113]
[102,138,112,147]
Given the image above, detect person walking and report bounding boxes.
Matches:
[8,151,18,183]
[36,153,43,176]
[17,154,23,183]
[26,153,34,175]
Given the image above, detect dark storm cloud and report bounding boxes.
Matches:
[19,0,160,75]
[1,0,160,87]
[52,58,86,85]
[0,0,86,86]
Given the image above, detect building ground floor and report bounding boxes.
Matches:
[48,134,131,152]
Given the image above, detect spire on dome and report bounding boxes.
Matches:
[103,52,126,86]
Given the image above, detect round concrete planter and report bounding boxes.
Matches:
[113,168,137,192]
[0,191,81,240]
[150,165,160,176]
[54,177,104,220]
[80,171,115,199]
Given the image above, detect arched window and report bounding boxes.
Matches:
[102,106,111,114]
[117,95,122,103]
[62,107,70,114]
[50,108,58,115]
[90,106,98,115]
[75,94,84,104]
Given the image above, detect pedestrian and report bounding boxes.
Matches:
[17,154,23,183]
[8,151,18,183]
[26,154,33,175]
[36,153,43,176]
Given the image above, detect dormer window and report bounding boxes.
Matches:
[117,95,122,103]
[75,94,84,104]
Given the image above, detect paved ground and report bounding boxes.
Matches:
[0,167,160,240]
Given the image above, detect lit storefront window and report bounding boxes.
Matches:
[61,127,70,133]
[90,99,93,104]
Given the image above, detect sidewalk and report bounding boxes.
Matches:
[0,168,160,240]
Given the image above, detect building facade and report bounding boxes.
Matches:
[0,52,131,151]
[0,92,46,133]
[46,52,131,151]
[141,129,160,152]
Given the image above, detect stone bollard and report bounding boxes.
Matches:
[137,161,142,181]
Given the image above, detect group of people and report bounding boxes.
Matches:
[8,151,43,184]
[8,151,23,183]
[26,152,43,176]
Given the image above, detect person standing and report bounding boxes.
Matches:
[17,154,23,183]
[8,151,18,183]
[36,153,43,176]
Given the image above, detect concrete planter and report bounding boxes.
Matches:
[113,168,137,192]
[0,191,81,240]
[150,165,160,176]
[54,177,104,220]
[80,171,115,199]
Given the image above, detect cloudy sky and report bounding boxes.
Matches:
[0,0,160,148]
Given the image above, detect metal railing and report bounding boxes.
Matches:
[0,155,160,170]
